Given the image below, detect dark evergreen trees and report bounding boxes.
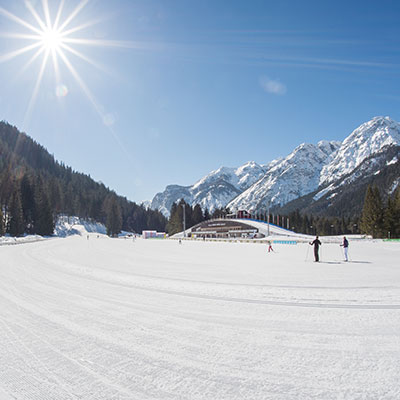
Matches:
[105,197,122,237]
[0,121,167,236]
[20,174,36,233]
[34,187,55,236]
[166,200,207,235]
[383,187,400,238]
[192,204,204,226]
[167,202,183,235]
[360,185,384,238]
[8,189,24,237]
[0,207,5,236]
[384,196,397,238]
[394,188,400,237]
[211,207,230,219]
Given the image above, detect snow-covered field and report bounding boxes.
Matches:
[1,236,399,399]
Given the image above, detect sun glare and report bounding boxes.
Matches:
[40,28,63,51]
[0,0,133,129]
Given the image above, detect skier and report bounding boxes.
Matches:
[267,240,274,253]
[340,236,349,261]
[309,236,321,262]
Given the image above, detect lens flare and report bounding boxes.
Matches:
[55,84,68,97]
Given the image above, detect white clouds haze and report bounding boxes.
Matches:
[260,76,287,95]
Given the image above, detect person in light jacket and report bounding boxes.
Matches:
[340,236,349,261]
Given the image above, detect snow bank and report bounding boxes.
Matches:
[0,216,128,244]
[54,215,106,237]
[0,234,44,246]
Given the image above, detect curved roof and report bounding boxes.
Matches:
[175,218,314,240]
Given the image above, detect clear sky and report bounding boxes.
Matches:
[1,0,400,203]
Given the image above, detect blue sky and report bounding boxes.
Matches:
[1,0,400,203]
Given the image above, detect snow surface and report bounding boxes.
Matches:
[1,236,400,399]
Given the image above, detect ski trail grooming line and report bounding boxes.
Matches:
[0,316,78,399]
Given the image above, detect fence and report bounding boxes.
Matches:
[170,237,298,245]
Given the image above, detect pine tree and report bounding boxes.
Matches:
[384,196,397,238]
[178,199,192,230]
[391,187,400,238]
[20,174,35,233]
[0,208,5,236]
[105,197,122,237]
[35,186,55,236]
[166,202,183,235]
[8,189,24,237]
[192,204,204,226]
[360,185,384,238]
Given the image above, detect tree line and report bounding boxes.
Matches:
[166,199,235,235]
[359,185,400,238]
[0,121,167,237]
[166,184,400,238]
[166,199,361,237]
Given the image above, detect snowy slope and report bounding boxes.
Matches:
[55,215,107,237]
[1,237,399,399]
[151,161,267,217]
[320,116,400,185]
[228,141,340,210]
[150,185,193,218]
[314,144,400,202]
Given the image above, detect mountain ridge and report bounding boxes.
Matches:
[151,116,400,217]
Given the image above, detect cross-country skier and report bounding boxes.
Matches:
[340,236,349,261]
[309,236,321,262]
[267,240,274,252]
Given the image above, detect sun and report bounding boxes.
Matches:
[0,0,133,129]
[40,27,63,51]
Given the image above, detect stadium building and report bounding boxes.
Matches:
[190,219,264,239]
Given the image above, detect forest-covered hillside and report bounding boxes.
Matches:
[0,121,167,236]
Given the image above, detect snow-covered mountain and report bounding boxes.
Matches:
[151,161,268,217]
[278,144,400,217]
[151,116,400,217]
[320,116,400,185]
[227,141,341,211]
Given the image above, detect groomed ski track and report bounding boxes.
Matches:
[1,236,400,399]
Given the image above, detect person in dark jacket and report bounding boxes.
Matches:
[340,236,349,261]
[309,236,321,262]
